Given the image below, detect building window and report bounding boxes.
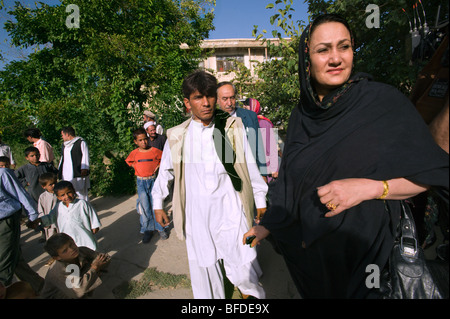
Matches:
[216,56,244,72]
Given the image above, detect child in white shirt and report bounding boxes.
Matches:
[33,181,101,251]
[37,172,59,240]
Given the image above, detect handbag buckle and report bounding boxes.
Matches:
[400,236,417,257]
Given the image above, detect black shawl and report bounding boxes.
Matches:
[260,25,449,298]
[213,108,242,192]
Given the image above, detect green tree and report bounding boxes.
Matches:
[249,0,304,130]
[0,0,215,195]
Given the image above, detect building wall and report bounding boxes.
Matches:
[195,38,287,83]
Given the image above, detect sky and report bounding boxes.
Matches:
[208,0,309,39]
[0,0,310,69]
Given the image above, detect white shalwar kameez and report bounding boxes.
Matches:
[152,120,268,299]
[59,137,90,201]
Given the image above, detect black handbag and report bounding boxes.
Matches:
[379,200,449,299]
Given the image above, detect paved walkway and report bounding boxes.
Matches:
[20,194,300,299]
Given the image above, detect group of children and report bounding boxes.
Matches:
[0,145,107,299]
[2,122,167,299]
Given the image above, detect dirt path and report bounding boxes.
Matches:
[20,194,300,299]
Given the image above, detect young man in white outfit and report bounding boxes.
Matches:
[152,70,267,299]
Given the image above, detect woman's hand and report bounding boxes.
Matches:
[243,225,271,248]
[317,178,382,217]
[317,178,429,217]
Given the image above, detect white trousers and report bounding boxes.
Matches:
[188,258,265,299]
[70,177,90,202]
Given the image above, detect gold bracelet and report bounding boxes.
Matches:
[377,180,389,199]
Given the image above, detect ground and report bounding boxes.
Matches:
[20,194,301,299]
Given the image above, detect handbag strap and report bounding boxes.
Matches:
[399,201,419,259]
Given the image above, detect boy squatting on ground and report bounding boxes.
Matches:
[39,233,110,299]
[15,146,58,203]
[37,172,59,240]
[125,128,168,244]
[29,181,101,251]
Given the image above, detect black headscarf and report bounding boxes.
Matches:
[260,20,449,298]
[213,108,242,192]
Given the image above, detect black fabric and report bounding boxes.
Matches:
[379,201,448,299]
[58,139,83,180]
[212,109,242,192]
[260,24,449,298]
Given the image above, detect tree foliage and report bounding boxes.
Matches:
[0,0,215,195]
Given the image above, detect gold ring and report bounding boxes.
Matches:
[326,202,338,211]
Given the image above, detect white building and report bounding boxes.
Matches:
[182,38,289,83]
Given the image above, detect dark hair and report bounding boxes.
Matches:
[182,70,217,99]
[24,146,40,157]
[310,13,355,45]
[44,233,75,257]
[23,128,42,139]
[0,156,10,165]
[54,180,75,195]
[61,126,76,137]
[133,128,147,140]
[39,172,57,186]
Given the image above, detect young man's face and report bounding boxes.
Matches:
[134,134,149,150]
[26,151,40,165]
[184,90,216,126]
[0,161,9,168]
[61,131,72,142]
[55,239,79,262]
[43,180,57,194]
[56,187,76,206]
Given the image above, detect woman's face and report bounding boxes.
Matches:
[309,22,353,100]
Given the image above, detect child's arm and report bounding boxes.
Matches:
[39,205,58,227]
[85,202,101,232]
[37,194,45,217]
[125,150,136,168]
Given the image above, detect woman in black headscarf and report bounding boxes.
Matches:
[243,14,449,298]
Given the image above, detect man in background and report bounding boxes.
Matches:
[58,127,90,201]
[217,82,267,178]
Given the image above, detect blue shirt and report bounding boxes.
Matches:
[0,167,38,221]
